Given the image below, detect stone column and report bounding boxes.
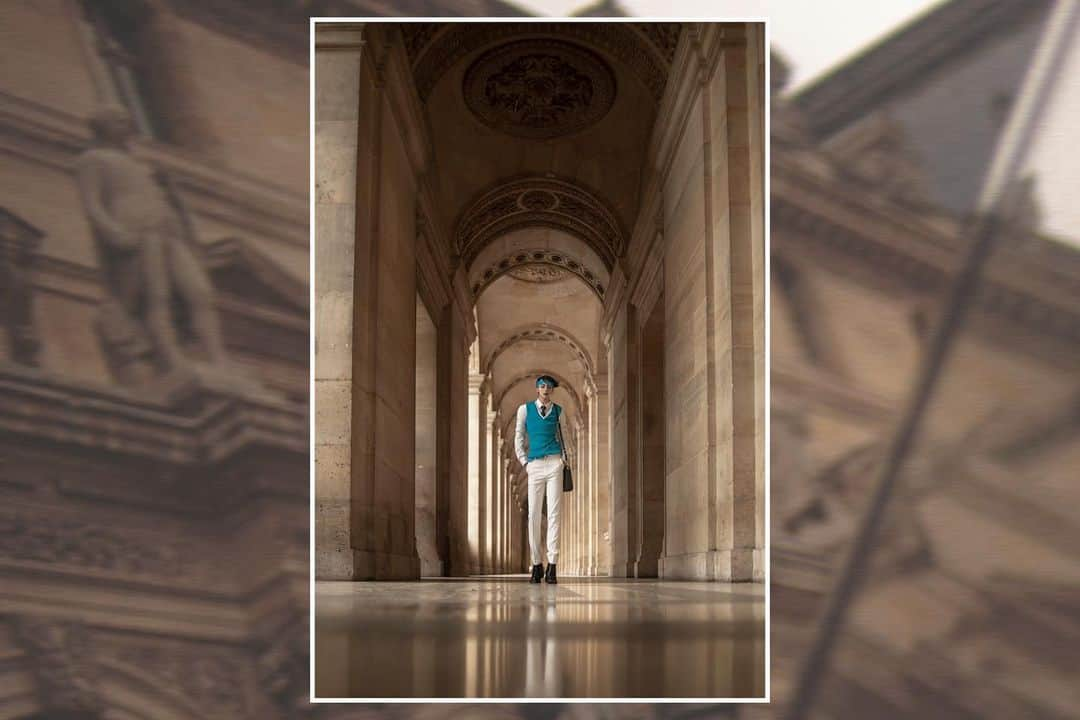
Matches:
[657,24,763,581]
[314,25,363,580]
[595,376,611,575]
[438,306,471,577]
[467,373,484,574]
[484,405,497,573]
[495,434,504,571]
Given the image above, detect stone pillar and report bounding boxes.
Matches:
[484,405,497,573]
[635,293,665,578]
[594,376,611,575]
[486,410,496,574]
[608,303,638,579]
[657,25,763,581]
[438,306,471,577]
[495,434,504,571]
[467,373,484,574]
[314,25,363,580]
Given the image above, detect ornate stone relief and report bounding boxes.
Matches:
[111,643,247,717]
[628,23,682,64]
[473,248,605,299]
[463,39,616,139]
[457,177,622,269]
[14,617,104,715]
[0,207,43,365]
[507,263,568,283]
[256,609,311,716]
[484,325,593,375]
[0,510,189,578]
[410,23,670,103]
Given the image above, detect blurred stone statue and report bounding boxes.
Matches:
[77,105,227,378]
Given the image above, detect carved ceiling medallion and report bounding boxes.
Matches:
[457,177,623,269]
[464,40,616,139]
[507,263,568,283]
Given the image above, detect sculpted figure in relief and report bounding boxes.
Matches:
[77,105,226,375]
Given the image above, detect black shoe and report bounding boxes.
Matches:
[545,563,557,584]
[530,564,543,583]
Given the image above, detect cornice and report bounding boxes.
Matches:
[772,152,1080,355]
[0,365,307,466]
[794,0,1051,139]
[470,247,606,302]
[455,174,624,270]
[771,357,893,426]
[0,92,307,248]
[599,263,628,347]
[368,25,431,178]
[622,175,662,287]
[647,22,702,186]
[482,323,595,376]
[313,23,366,51]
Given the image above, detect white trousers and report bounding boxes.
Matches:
[526,454,564,566]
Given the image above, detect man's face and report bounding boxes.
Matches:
[537,382,553,402]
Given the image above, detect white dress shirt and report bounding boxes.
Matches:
[515,398,560,467]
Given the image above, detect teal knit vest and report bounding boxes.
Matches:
[525,402,562,460]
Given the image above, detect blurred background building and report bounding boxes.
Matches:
[0,0,1077,717]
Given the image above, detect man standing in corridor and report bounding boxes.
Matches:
[515,375,566,584]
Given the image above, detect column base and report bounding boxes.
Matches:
[316,547,356,580]
[353,550,421,580]
[659,548,757,581]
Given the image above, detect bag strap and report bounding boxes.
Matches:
[554,405,568,465]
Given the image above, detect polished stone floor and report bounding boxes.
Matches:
[314,576,765,699]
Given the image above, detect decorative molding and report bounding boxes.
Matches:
[368,25,431,177]
[109,642,247,717]
[410,23,672,103]
[462,39,616,139]
[0,207,44,365]
[772,160,1080,356]
[483,323,594,376]
[456,176,623,269]
[0,509,193,579]
[0,364,307,466]
[507,263,569,283]
[628,228,664,324]
[13,617,104,716]
[628,23,683,64]
[255,608,310,717]
[471,247,606,300]
[793,0,1051,139]
[313,23,365,51]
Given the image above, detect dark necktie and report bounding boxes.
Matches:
[540,405,548,418]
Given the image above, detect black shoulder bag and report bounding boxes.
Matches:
[554,406,573,492]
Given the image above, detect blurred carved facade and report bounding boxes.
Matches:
[765,1,1080,715]
[0,0,408,717]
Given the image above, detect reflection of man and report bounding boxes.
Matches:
[76,105,226,372]
[515,375,565,584]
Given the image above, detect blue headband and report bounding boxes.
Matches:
[536,376,558,388]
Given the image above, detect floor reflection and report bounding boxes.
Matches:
[314,576,765,699]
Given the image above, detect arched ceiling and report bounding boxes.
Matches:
[475,272,602,388]
[395,22,681,452]
[456,175,623,270]
[399,22,681,256]
[468,227,609,302]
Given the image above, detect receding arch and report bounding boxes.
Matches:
[494,370,583,422]
[456,176,624,270]
[471,247,607,301]
[483,323,595,377]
